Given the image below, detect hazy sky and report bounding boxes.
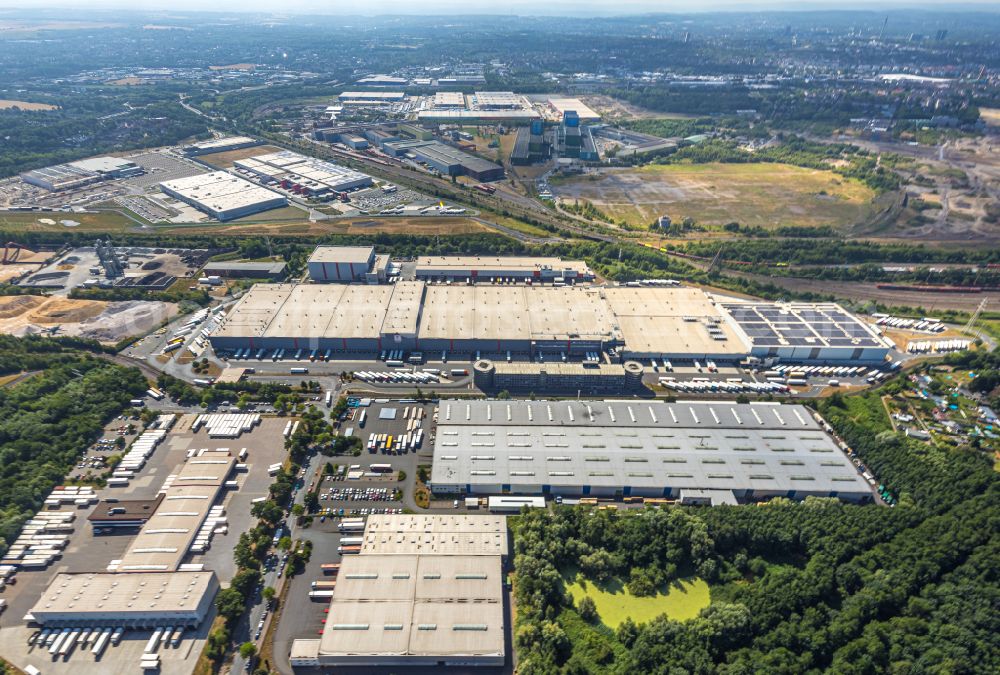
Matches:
[5,1,994,16]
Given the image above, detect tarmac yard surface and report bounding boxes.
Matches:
[551,163,876,230]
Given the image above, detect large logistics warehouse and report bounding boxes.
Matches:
[290,514,507,669]
[208,282,892,363]
[233,150,373,195]
[27,571,219,629]
[159,171,287,221]
[21,156,143,191]
[429,400,873,503]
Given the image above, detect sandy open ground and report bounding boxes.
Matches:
[552,163,876,230]
[196,144,283,168]
[0,295,177,341]
[0,99,58,111]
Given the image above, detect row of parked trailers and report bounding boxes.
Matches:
[765,364,874,378]
[38,625,129,659]
[658,378,789,395]
[230,347,336,362]
[906,339,972,354]
[107,429,168,488]
[0,511,74,572]
[872,314,946,333]
[310,563,341,599]
[367,428,424,454]
[354,370,441,384]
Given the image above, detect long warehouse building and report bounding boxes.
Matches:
[208,282,891,363]
[160,171,287,221]
[429,400,874,503]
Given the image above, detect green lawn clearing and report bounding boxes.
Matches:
[565,575,710,627]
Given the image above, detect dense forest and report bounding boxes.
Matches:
[0,336,147,557]
[513,387,999,674]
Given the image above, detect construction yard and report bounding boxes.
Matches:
[0,295,176,341]
[550,163,877,230]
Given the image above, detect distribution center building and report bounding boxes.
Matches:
[429,400,873,503]
[159,171,287,221]
[233,150,373,195]
[209,280,891,364]
[28,571,219,629]
[21,156,143,191]
[290,514,508,669]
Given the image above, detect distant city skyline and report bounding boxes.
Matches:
[4,1,996,18]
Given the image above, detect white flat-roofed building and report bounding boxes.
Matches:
[338,91,406,103]
[360,514,508,556]
[429,399,873,503]
[21,156,143,191]
[29,571,219,628]
[117,456,234,573]
[472,91,526,109]
[234,150,372,195]
[546,97,601,123]
[207,280,884,364]
[414,255,593,282]
[432,92,467,108]
[182,135,262,156]
[160,170,286,221]
[307,245,377,282]
[291,554,504,668]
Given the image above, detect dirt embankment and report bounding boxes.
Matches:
[0,296,177,342]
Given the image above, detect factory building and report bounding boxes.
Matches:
[431,92,467,108]
[27,571,219,629]
[290,514,507,669]
[234,150,372,196]
[355,75,409,87]
[21,157,143,192]
[182,136,262,156]
[209,281,890,364]
[414,255,593,283]
[546,97,601,123]
[307,245,379,282]
[474,360,645,394]
[510,125,548,165]
[201,261,288,280]
[159,171,287,221]
[383,140,504,181]
[416,109,540,125]
[429,400,873,503]
[338,91,406,104]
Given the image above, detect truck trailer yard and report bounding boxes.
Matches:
[0,413,291,675]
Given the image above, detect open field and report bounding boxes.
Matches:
[231,204,308,222]
[729,269,1000,313]
[196,144,282,168]
[980,108,1000,127]
[551,163,876,230]
[0,209,138,233]
[565,575,710,628]
[0,99,58,111]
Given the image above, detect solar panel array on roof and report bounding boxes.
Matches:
[722,303,883,348]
